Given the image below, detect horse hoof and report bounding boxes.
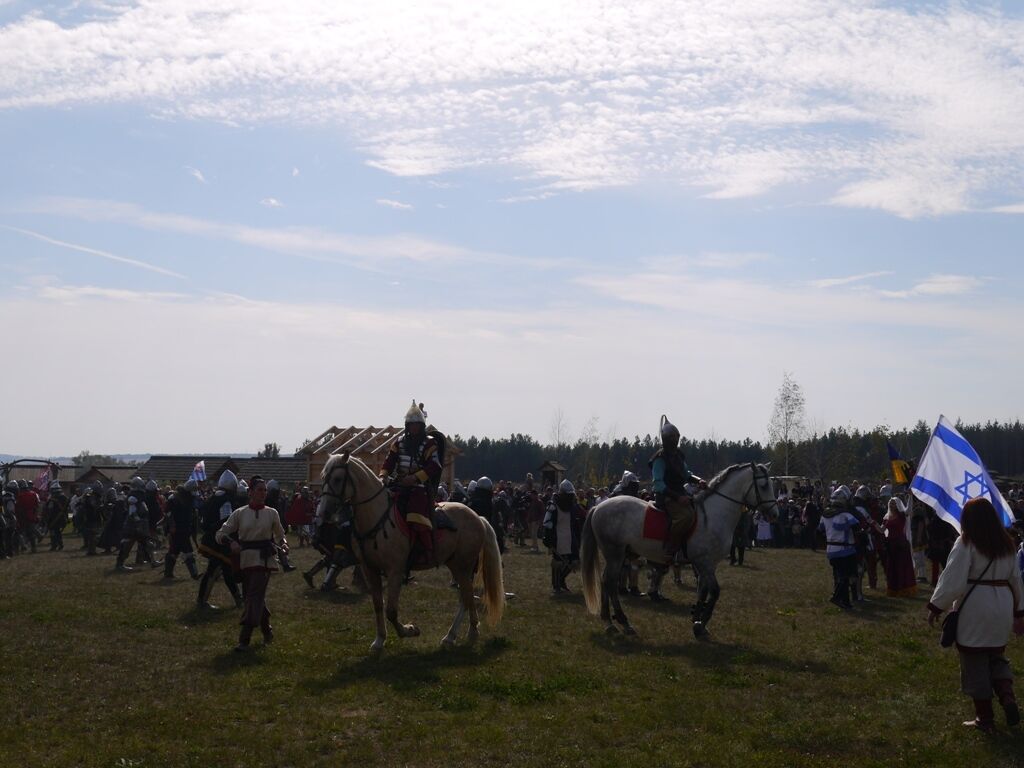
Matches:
[370,640,385,653]
[405,624,420,638]
[440,638,456,650]
[693,624,710,641]
[466,629,479,645]
[623,625,638,636]
[605,624,619,635]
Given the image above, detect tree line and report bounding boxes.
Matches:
[447,419,1024,487]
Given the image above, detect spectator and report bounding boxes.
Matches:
[927,498,1024,732]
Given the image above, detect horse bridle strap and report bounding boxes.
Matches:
[321,462,392,544]
[702,463,774,511]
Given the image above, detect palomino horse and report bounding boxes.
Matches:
[581,462,777,639]
[317,453,505,651]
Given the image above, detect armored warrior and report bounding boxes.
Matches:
[44,482,69,551]
[115,477,160,570]
[15,479,40,554]
[196,471,243,609]
[379,401,443,569]
[545,479,583,594]
[1,481,18,558]
[163,479,200,580]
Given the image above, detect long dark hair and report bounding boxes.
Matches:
[960,498,1015,559]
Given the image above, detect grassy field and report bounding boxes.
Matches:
[1,537,1022,768]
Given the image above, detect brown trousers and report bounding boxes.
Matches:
[240,568,271,629]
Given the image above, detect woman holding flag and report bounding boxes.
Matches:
[927,498,1024,732]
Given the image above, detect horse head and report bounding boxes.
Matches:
[746,462,779,520]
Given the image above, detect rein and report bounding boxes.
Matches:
[701,463,775,513]
[321,461,393,547]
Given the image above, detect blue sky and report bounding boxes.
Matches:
[2,1,1023,456]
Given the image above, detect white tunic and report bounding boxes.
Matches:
[216,505,285,571]
[929,537,1024,650]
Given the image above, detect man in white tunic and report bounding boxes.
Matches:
[217,476,287,652]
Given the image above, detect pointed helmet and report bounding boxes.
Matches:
[404,399,426,425]
[218,470,239,492]
[660,414,680,447]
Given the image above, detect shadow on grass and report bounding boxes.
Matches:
[208,647,273,674]
[299,636,513,695]
[589,633,830,675]
[178,605,239,626]
[300,588,366,605]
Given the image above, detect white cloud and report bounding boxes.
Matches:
[644,252,770,271]
[991,202,1024,214]
[260,197,283,208]
[291,167,300,177]
[185,165,207,184]
[2,2,1024,217]
[19,196,561,271]
[376,198,413,211]
[1,224,186,279]
[3,276,1018,455]
[810,271,893,289]
[880,273,986,299]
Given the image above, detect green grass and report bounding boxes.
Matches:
[1,540,1022,767]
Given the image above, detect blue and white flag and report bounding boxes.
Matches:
[188,460,207,483]
[911,415,1013,533]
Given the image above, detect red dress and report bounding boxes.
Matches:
[883,511,918,597]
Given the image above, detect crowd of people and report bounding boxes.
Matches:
[3,405,1024,730]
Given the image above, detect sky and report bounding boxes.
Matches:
[2,0,1023,456]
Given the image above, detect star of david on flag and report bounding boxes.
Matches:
[910,415,1013,533]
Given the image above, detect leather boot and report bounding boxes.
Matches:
[963,699,995,732]
[163,554,176,579]
[234,625,254,652]
[115,542,133,571]
[260,613,274,644]
[185,556,200,580]
[994,679,1020,727]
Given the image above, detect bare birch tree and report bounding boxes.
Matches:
[768,372,807,475]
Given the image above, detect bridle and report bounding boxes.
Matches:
[701,462,777,515]
[319,459,393,546]
[320,460,389,508]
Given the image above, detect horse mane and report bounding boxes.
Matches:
[320,452,374,483]
[705,463,750,490]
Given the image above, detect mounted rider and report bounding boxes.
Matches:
[649,414,704,553]
[379,400,442,567]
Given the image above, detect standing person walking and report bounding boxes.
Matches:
[216,476,287,652]
[928,498,1024,732]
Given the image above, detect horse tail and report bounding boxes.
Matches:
[475,517,505,627]
[581,511,601,615]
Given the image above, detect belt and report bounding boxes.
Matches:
[967,579,1010,586]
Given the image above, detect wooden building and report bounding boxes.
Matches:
[299,424,459,490]
[138,455,309,489]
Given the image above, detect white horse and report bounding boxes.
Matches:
[581,462,777,639]
[317,453,505,651]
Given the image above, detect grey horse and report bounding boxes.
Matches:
[581,462,777,639]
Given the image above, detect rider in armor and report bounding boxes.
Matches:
[649,415,703,553]
[196,471,243,609]
[379,401,443,569]
[163,479,200,580]
[44,482,69,551]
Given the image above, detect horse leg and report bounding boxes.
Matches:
[441,564,469,647]
[365,566,387,652]
[600,556,620,633]
[606,551,636,635]
[691,565,714,640]
[386,568,420,639]
[463,568,481,646]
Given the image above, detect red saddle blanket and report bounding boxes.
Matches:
[642,504,670,542]
[392,504,450,544]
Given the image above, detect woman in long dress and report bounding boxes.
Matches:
[883,497,917,597]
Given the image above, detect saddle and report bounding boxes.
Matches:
[643,498,697,554]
